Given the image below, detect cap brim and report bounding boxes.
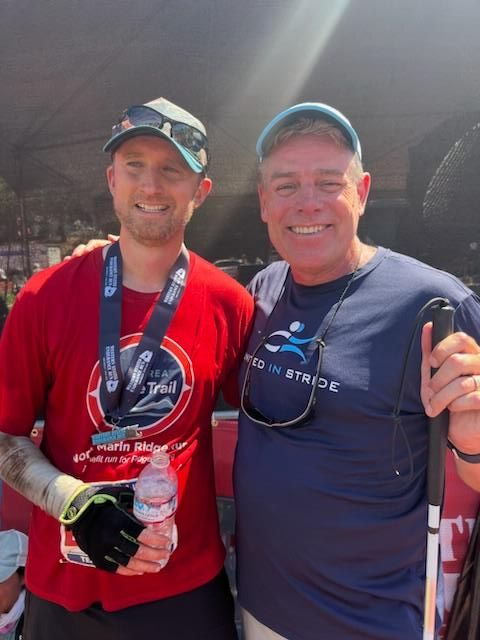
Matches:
[256,103,361,161]
[103,127,204,173]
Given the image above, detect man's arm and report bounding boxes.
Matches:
[220,287,254,409]
[0,431,174,574]
[421,323,480,491]
[0,432,83,517]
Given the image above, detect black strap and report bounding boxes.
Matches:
[93,242,189,445]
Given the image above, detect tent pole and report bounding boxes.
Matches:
[14,150,31,278]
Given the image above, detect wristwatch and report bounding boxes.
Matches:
[448,440,480,464]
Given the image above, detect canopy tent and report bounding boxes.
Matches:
[1,0,480,270]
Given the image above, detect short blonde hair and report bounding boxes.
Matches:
[258,117,364,184]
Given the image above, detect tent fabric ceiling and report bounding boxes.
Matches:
[1,0,480,204]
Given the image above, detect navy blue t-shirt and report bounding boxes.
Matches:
[234,247,480,640]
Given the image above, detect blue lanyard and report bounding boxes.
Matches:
[92,242,189,445]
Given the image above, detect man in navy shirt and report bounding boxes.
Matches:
[235,103,480,639]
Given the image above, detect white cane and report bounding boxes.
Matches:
[423,303,454,640]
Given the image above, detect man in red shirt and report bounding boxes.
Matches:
[0,97,253,639]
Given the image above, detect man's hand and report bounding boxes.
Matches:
[60,484,174,575]
[421,323,480,455]
[64,234,118,260]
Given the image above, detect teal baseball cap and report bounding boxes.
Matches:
[256,102,362,161]
[104,97,209,173]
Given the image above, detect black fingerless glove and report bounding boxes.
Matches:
[59,485,144,572]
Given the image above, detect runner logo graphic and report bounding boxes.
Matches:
[264,321,315,363]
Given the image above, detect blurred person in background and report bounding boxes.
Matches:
[0,529,27,640]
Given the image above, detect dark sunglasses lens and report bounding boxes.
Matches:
[111,106,163,136]
[171,123,205,151]
[112,106,207,157]
[242,339,321,428]
[127,106,164,128]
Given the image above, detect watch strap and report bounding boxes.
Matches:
[448,440,480,464]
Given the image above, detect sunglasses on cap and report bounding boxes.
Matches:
[112,105,209,157]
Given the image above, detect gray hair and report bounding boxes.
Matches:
[257,117,364,184]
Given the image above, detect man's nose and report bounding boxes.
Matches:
[140,168,165,193]
[295,185,324,210]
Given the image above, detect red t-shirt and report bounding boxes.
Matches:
[0,248,253,611]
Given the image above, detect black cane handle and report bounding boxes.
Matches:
[427,303,455,508]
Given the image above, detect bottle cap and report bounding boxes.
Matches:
[151,450,170,468]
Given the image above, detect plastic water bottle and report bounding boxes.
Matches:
[133,450,178,567]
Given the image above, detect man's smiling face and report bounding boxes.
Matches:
[258,133,370,285]
[107,135,211,248]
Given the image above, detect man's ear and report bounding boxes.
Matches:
[106,164,115,197]
[357,172,371,214]
[193,176,212,208]
[258,184,268,222]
